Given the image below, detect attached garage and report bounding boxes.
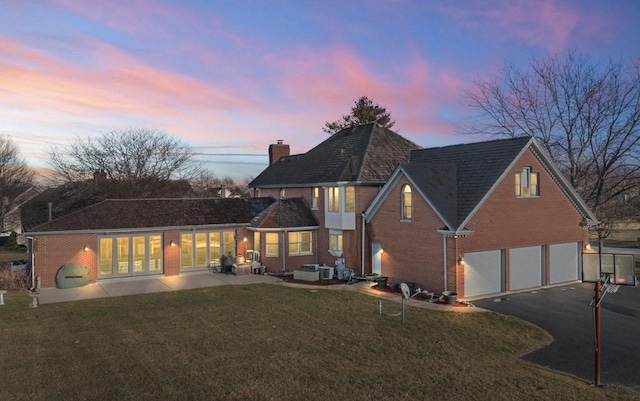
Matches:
[549,242,580,284]
[464,250,503,298]
[509,246,544,291]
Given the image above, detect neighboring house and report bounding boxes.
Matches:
[249,123,422,274]
[1,186,40,245]
[364,136,598,299]
[26,197,275,288]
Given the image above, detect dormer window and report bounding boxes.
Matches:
[401,184,412,220]
[515,167,539,197]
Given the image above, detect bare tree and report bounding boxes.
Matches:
[463,51,640,224]
[324,96,396,134]
[46,128,202,197]
[0,135,34,230]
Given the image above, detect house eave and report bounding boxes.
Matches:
[247,225,320,232]
[27,223,250,236]
[437,229,474,238]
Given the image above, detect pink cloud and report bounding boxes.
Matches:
[266,44,465,145]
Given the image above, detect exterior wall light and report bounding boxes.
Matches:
[83,245,89,252]
[458,255,464,264]
[170,240,176,247]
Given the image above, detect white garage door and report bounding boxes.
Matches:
[464,250,502,298]
[549,242,579,284]
[509,246,543,291]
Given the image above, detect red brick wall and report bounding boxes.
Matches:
[33,233,99,288]
[461,150,586,252]
[255,185,383,273]
[369,176,447,292]
[367,149,590,297]
[34,226,253,288]
[454,149,588,297]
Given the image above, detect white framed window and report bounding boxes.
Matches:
[401,184,412,221]
[265,233,279,256]
[288,231,312,255]
[345,186,355,212]
[328,186,339,212]
[311,187,320,209]
[329,230,343,255]
[515,167,539,197]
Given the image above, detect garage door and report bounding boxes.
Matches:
[509,246,543,291]
[464,250,503,298]
[549,242,579,284]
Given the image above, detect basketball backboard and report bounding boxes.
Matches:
[582,253,637,286]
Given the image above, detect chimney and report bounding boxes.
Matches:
[268,140,290,165]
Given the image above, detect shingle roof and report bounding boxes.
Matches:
[407,136,531,228]
[27,197,275,233]
[250,198,320,229]
[250,123,421,187]
[21,179,194,231]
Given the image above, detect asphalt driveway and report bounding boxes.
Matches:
[474,283,640,390]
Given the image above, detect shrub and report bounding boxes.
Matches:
[0,265,30,290]
[4,232,18,249]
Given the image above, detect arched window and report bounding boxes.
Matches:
[401,184,412,221]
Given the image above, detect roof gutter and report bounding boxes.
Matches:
[247,226,320,232]
[26,223,249,236]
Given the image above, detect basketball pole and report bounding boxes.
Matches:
[594,278,601,387]
[594,234,603,387]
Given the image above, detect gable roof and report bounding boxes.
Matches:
[27,197,275,234]
[366,136,598,232]
[249,123,421,188]
[410,136,532,228]
[249,198,320,230]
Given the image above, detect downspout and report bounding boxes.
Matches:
[361,212,366,276]
[281,231,286,272]
[442,235,448,292]
[27,236,35,290]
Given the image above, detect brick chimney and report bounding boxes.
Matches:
[268,140,289,165]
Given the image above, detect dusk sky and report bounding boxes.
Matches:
[2,0,640,181]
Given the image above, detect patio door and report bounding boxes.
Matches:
[99,234,163,278]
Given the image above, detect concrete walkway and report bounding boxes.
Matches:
[36,272,485,313]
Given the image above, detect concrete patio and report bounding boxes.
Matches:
[33,271,482,313]
[37,271,282,304]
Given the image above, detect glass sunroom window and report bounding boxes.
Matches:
[99,238,113,275]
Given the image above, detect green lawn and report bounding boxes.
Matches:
[0,285,637,400]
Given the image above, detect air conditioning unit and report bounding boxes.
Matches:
[319,266,332,279]
[303,263,319,270]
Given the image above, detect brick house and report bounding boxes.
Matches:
[25,198,274,288]
[249,123,422,275]
[364,136,598,299]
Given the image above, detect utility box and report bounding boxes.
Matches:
[55,264,91,289]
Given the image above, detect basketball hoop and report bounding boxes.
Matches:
[606,284,620,294]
